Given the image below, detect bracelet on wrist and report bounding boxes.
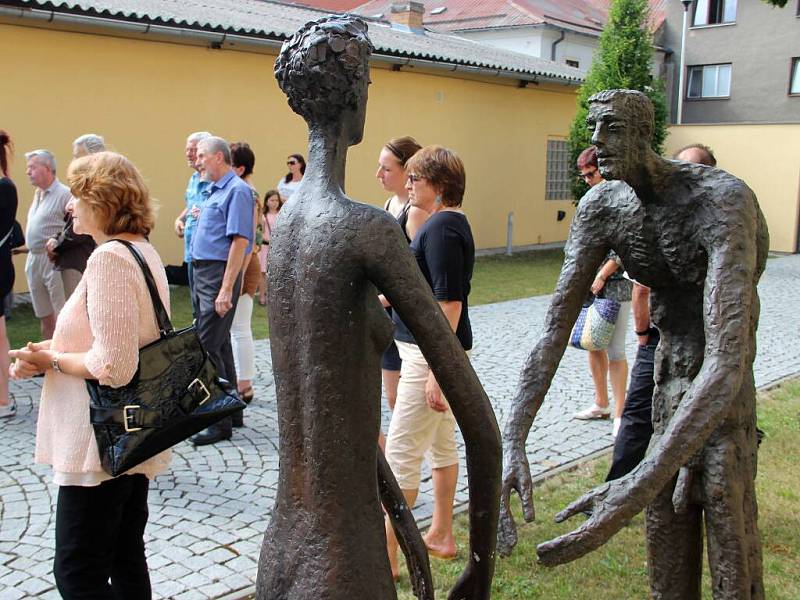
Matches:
[635,329,650,336]
[51,352,63,373]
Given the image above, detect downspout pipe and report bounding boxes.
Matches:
[550,29,565,62]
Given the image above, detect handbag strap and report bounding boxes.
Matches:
[110,239,173,336]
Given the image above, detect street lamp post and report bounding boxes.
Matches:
[677,0,693,125]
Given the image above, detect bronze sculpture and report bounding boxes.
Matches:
[257,16,501,600]
[499,90,768,599]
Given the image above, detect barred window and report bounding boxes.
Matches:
[545,139,572,201]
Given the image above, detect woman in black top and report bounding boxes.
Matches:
[1,129,18,418]
[375,136,426,421]
[385,145,476,574]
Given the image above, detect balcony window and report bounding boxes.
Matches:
[693,0,737,26]
[791,58,800,95]
[687,64,732,98]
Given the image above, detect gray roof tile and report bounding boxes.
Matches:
[7,0,584,82]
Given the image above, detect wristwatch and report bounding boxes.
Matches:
[51,353,63,373]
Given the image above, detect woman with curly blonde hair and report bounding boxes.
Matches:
[10,151,171,599]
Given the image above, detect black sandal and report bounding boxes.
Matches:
[240,386,255,404]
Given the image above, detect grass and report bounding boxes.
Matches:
[396,379,800,599]
[6,248,565,349]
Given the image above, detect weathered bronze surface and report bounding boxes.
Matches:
[499,89,767,599]
[256,16,501,599]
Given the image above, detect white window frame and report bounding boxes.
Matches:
[687,63,732,99]
[545,139,572,201]
[692,0,737,27]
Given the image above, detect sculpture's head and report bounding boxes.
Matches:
[586,89,653,182]
[275,16,373,144]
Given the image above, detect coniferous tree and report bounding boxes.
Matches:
[567,0,667,201]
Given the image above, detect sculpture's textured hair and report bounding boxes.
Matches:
[68,151,156,236]
[275,15,373,125]
[588,89,654,141]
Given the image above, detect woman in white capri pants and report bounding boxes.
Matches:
[384,145,475,577]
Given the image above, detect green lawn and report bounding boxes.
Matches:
[6,248,565,349]
[396,380,800,599]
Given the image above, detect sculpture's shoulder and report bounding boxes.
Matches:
[574,180,637,229]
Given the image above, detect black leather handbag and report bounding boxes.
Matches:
[87,239,245,476]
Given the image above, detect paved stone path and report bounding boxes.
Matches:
[2,254,799,599]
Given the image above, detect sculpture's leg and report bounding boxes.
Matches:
[378,449,433,600]
[645,468,704,600]
[702,427,764,600]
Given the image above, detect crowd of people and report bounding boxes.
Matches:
[0,121,723,595]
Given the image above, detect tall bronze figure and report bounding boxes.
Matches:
[499,90,768,600]
[257,16,501,600]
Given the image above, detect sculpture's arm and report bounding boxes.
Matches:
[363,216,500,600]
[497,203,608,556]
[536,199,760,566]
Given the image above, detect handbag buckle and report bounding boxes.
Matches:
[123,405,142,432]
[188,378,211,405]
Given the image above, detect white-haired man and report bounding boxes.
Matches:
[174,131,212,317]
[43,135,103,298]
[189,136,254,445]
[24,149,71,338]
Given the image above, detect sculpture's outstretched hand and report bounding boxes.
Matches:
[497,443,535,557]
[536,478,634,567]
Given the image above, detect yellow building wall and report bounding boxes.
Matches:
[2,23,579,291]
[666,124,800,253]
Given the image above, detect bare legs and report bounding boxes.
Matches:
[588,350,627,417]
[384,463,458,579]
[382,368,400,411]
[423,464,458,558]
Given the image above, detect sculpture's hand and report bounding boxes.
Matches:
[536,478,632,566]
[448,560,487,600]
[497,443,535,557]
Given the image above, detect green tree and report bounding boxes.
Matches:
[567,0,668,201]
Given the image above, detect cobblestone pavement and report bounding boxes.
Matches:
[2,254,799,599]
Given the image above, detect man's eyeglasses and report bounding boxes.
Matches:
[580,168,598,181]
[407,174,424,183]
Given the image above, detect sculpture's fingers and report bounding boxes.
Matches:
[536,529,593,567]
[554,492,594,523]
[496,488,518,558]
[518,470,536,523]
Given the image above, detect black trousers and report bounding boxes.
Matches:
[606,329,659,481]
[191,260,241,386]
[54,474,151,600]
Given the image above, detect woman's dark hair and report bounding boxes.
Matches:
[0,130,12,176]
[263,189,285,215]
[384,136,422,168]
[284,153,306,183]
[230,141,256,178]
